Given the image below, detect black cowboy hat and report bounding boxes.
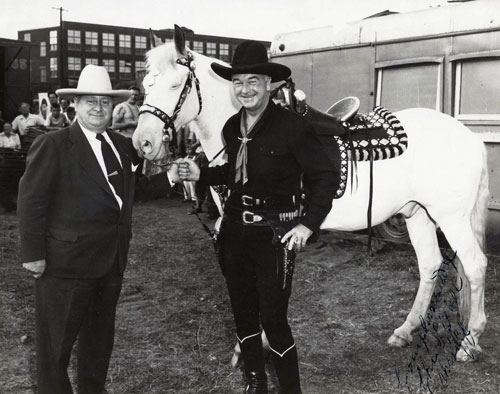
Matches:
[211,40,291,83]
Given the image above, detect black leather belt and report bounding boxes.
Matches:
[228,192,296,210]
[224,205,299,226]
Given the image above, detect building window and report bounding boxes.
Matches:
[50,57,58,78]
[206,42,217,57]
[135,35,147,55]
[219,43,229,61]
[24,33,31,42]
[119,34,131,54]
[103,59,115,74]
[85,31,98,52]
[135,60,146,71]
[68,57,82,77]
[185,40,191,49]
[102,33,115,53]
[85,58,99,66]
[119,60,132,79]
[376,62,442,111]
[40,42,46,57]
[68,30,81,50]
[193,41,203,53]
[50,30,58,51]
[40,66,47,83]
[454,58,500,121]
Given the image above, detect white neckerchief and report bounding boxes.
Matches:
[79,122,123,209]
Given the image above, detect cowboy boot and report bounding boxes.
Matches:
[272,346,302,394]
[239,333,267,393]
[244,371,268,394]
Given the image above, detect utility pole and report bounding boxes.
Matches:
[52,6,68,88]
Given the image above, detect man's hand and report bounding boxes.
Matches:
[178,158,201,181]
[281,224,313,252]
[167,161,180,183]
[22,259,46,279]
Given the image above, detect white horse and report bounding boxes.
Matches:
[133,26,489,363]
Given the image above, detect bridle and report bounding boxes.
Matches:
[138,51,203,146]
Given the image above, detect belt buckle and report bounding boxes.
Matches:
[242,195,254,206]
[242,210,263,224]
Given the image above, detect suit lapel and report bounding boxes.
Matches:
[69,123,119,206]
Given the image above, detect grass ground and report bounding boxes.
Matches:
[1,196,499,393]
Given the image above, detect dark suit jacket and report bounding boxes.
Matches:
[18,122,139,278]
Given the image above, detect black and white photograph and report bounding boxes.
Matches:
[1,0,500,393]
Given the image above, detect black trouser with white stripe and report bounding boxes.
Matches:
[222,219,301,393]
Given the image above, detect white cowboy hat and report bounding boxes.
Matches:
[56,65,131,103]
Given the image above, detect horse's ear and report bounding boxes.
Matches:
[149,28,163,48]
[174,24,187,55]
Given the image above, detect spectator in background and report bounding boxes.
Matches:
[12,102,44,137]
[48,91,58,106]
[66,106,76,124]
[39,99,48,121]
[60,98,71,114]
[31,100,40,116]
[0,122,21,149]
[112,86,140,138]
[44,103,69,131]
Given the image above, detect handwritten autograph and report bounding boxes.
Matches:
[395,251,475,393]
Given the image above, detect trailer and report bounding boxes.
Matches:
[270,0,500,253]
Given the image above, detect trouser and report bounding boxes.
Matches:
[222,219,302,393]
[34,263,123,394]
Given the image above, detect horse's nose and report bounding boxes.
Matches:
[140,139,153,156]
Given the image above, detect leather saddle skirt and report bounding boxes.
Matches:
[303,105,408,199]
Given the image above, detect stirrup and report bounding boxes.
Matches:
[326,96,360,122]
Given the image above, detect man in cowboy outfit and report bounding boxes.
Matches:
[179,41,339,394]
[18,65,177,394]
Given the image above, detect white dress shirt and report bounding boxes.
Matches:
[80,123,124,209]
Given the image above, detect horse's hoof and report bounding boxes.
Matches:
[456,345,482,362]
[388,333,412,348]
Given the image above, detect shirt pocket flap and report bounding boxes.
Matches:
[48,228,79,242]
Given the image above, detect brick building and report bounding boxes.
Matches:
[18,21,270,96]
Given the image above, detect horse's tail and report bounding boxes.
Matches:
[458,143,489,327]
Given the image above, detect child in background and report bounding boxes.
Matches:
[66,107,76,124]
[44,103,69,131]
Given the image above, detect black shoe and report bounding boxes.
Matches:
[244,371,268,394]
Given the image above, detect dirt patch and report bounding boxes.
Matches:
[1,197,499,393]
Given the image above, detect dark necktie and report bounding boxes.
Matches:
[96,133,123,200]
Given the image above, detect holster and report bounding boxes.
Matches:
[271,221,298,291]
[212,218,226,277]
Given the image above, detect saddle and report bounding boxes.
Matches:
[272,82,408,199]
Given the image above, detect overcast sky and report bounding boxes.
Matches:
[1,0,452,42]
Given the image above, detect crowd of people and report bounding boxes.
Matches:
[0,81,213,211]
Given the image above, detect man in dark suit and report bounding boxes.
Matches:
[18,65,177,394]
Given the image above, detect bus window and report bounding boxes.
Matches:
[376,63,441,112]
[455,58,500,121]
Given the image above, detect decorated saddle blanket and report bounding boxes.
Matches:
[308,106,408,199]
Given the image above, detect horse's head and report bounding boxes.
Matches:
[133,25,202,162]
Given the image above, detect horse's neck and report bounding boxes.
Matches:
[193,64,240,164]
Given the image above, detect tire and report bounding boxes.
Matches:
[373,213,410,244]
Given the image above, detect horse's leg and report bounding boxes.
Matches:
[388,207,442,347]
[434,217,487,362]
[231,331,270,369]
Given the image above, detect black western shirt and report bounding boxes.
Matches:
[200,100,340,233]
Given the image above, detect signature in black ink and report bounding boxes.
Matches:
[395,251,474,393]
